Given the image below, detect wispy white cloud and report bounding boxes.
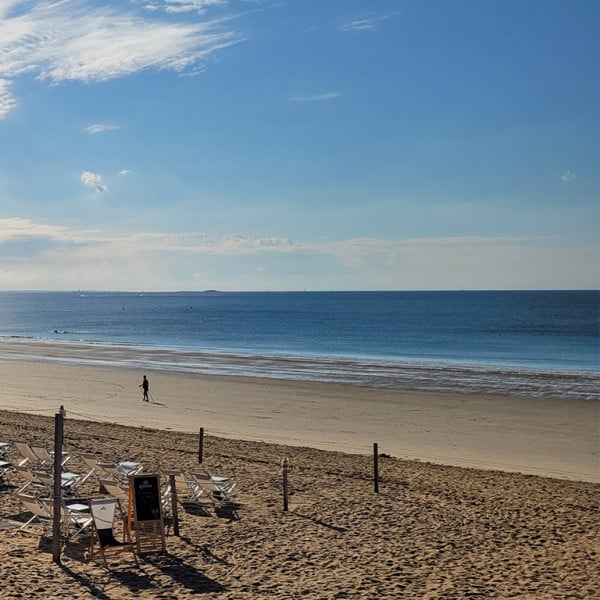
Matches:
[561,170,576,182]
[0,218,596,291]
[0,218,74,244]
[118,169,134,176]
[0,78,17,118]
[143,0,227,14]
[84,123,120,134]
[205,234,297,254]
[80,171,107,192]
[342,13,397,32]
[0,219,295,257]
[310,236,530,268]
[0,0,242,118]
[293,92,342,103]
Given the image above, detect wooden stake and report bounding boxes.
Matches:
[373,443,379,494]
[198,427,204,464]
[282,457,289,512]
[169,473,180,537]
[52,411,64,563]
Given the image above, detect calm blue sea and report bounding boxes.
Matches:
[0,291,598,400]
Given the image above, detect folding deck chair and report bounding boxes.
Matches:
[16,492,53,535]
[38,497,93,540]
[0,442,10,461]
[30,445,71,468]
[0,459,10,486]
[188,471,237,508]
[13,465,52,494]
[13,440,39,466]
[99,461,143,483]
[34,469,81,496]
[167,470,209,503]
[87,498,138,568]
[80,454,142,485]
[98,477,130,513]
[79,453,103,485]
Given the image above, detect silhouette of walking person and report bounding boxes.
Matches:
[139,375,149,402]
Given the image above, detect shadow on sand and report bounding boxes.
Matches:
[56,538,226,596]
[144,552,227,594]
[291,511,347,533]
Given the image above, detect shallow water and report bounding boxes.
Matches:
[0,290,598,400]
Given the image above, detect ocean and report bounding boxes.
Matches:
[0,290,598,400]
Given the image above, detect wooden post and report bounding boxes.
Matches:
[198,428,204,464]
[52,411,64,563]
[169,473,180,537]
[282,457,289,512]
[373,443,379,494]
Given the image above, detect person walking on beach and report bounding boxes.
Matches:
[140,375,149,402]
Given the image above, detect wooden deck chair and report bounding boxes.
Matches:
[16,492,53,535]
[88,498,138,568]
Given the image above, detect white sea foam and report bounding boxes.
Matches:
[1,338,598,401]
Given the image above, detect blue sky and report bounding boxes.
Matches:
[0,0,598,291]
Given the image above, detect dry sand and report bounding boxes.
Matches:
[0,356,598,598]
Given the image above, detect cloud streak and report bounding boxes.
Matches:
[342,13,397,32]
[84,123,120,134]
[0,78,17,118]
[0,218,596,291]
[143,0,228,14]
[0,0,242,118]
[293,92,342,103]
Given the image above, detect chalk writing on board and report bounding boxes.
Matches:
[132,476,161,522]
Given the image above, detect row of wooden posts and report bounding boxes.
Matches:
[199,428,383,511]
[50,411,383,563]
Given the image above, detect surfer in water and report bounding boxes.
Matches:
[139,375,149,402]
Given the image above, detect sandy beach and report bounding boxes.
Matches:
[0,357,597,482]
[0,355,598,598]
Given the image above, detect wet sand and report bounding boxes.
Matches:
[0,358,597,482]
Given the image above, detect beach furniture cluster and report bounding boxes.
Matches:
[0,439,237,566]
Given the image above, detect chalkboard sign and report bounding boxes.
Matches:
[131,475,162,522]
